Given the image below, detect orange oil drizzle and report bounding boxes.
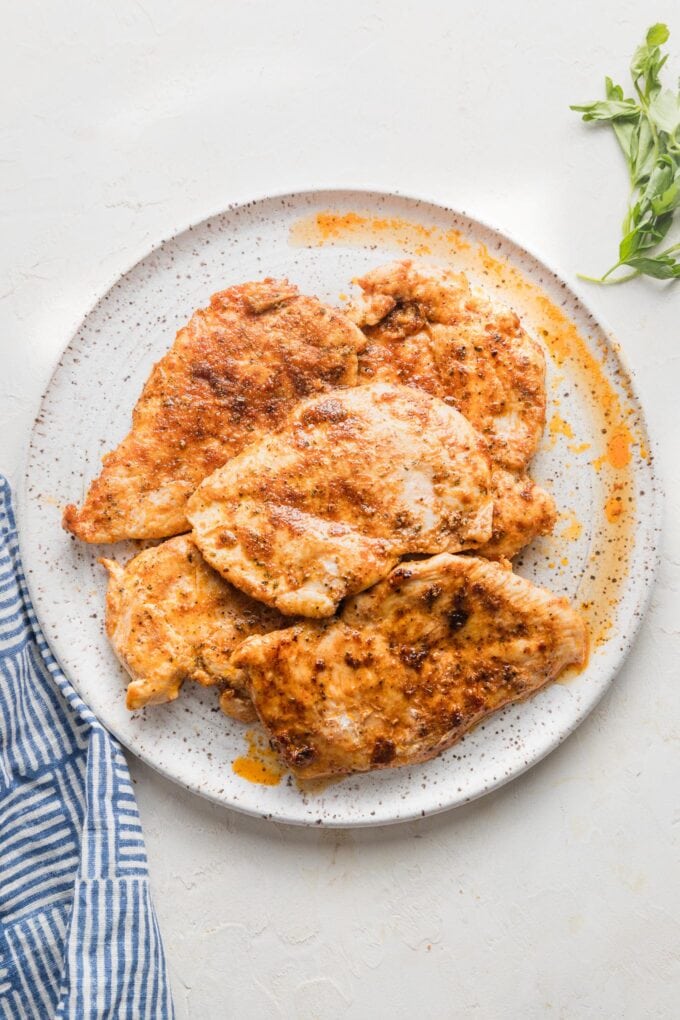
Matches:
[232,729,284,786]
[559,509,584,543]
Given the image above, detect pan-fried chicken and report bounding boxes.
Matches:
[350,261,553,556]
[187,383,493,618]
[64,280,365,542]
[351,260,546,471]
[479,468,557,560]
[232,553,588,779]
[101,535,285,717]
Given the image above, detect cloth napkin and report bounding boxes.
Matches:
[0,479,174,1019]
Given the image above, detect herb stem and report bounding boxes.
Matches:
[602,270,641,285]
[577,268,641,285]
[656,242,680,257]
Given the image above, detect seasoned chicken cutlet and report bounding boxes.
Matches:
[101,535,285,717]
[351,261,555,557]
[64,280,365,542]
[478,468,557,560]
[352,260,546,470]
[232,554,588,779]
[187,383,494,618]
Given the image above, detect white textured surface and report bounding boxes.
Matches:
[1,1,678,1015]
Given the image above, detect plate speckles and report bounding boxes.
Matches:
[19,189,661,827]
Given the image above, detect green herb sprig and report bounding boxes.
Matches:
[571,23,680,283]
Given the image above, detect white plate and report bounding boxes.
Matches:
[20,189,661,826]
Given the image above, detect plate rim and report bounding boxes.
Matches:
[17,185,664,827]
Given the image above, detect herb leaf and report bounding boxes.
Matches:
[649,90,680,135]
[571,23,680,284]
[570,98,639,121]
[624,254,680,279]
[646,23,670,47]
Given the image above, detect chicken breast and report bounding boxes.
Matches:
[232,553,588,779]
[64,280,365,543]
[101,535,286,717]
[351,260,546,471]
[351,260,554,556]
[187,383,494,618]
[479,468,557,560]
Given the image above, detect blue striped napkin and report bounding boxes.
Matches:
[0,479,174,1019]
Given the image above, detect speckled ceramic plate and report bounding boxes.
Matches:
[20,189,661,826]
